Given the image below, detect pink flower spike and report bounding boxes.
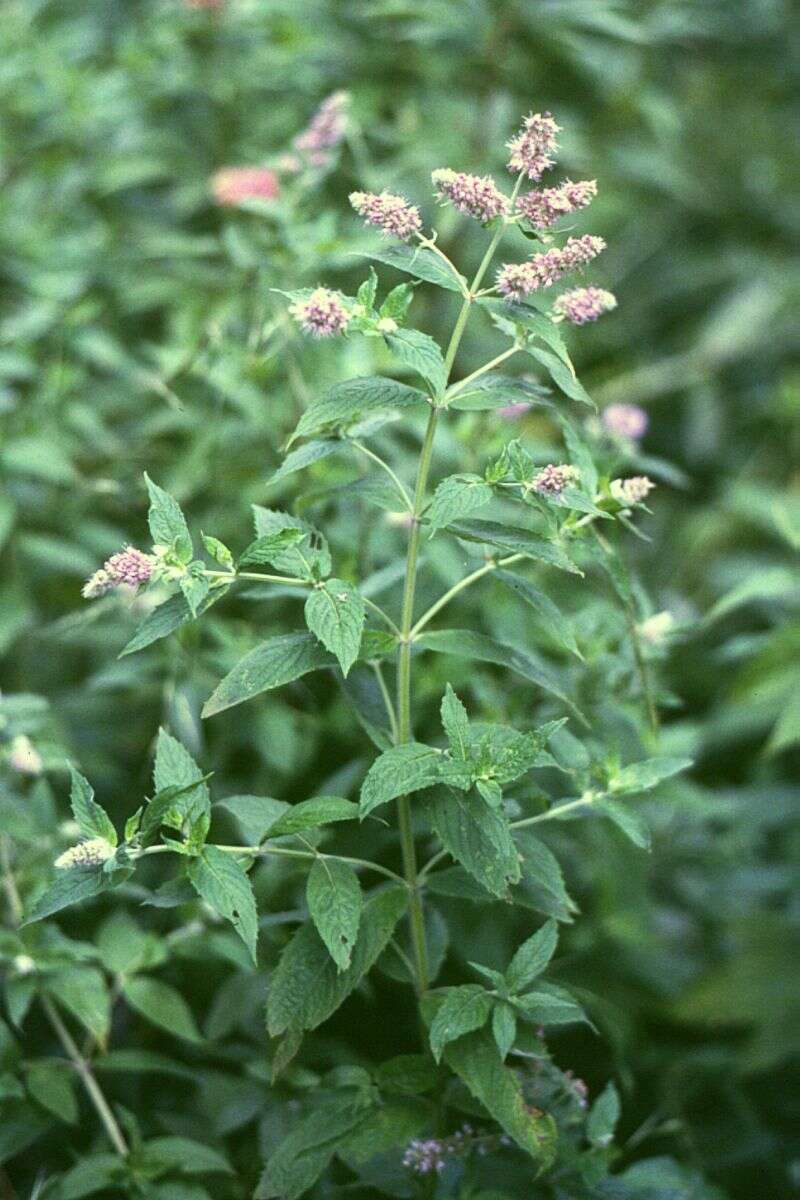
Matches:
[506,111,561,180]
[431,169,509,223]
[289,289,350,338]
[602,404,648,440]
[518,179,597,228]
[293,91,350,166]
[104,547,155,589]
[211,168,279,206]
[553,286,616,325]
[532,464,580,495]
[349,191,422,241]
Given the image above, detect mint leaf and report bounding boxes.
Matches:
[305,579,366,676]
[265,796,359,838]
[505,920,558,993]
[188,846,259,963]
[307,859,362,971]
[202,632,333,718]
[144,473,192,558]
[429,984,493,1061]
[360,743,469,818]
[68,768,116,845]
[427,474,493,534]
[386,328,447,395]
[429,788,520,899]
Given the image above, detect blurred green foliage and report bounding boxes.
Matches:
[0,1,798,1198]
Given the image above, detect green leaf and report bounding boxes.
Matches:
[524,344,595,407]
[360,743,469,818]
[358,243,467,293]
[23,867,112,925]
[609,757,693,795]
[374,1054,438,1096]
[419,629,579,717]
[47,967,110,1042]
[494,570,583,659]
[307,859,362,971]
[587,1081,621,1147]
[214,794,289,843]
[305,579,366,676]
[250,508,331,578]
[441,684,471,759]
[443,1030,557,1166]
[151,730,210,830]
[268,439,344,486]
[202,632,333,717]
[201,533,233,568]
[429,984,493,1061]
[58,1153,124,1199]
[123,976,203,1043]
[492,1002,517,1061]
[291,376,427,443]
[179,570,211,617]
[447,373,552,412]
[145,1135,233,1175]
[26,1061,78,1124]
[514,981,588,1026]
[448,518,580,573]
[265,796,359,838]
[427,474,493,534]
[506,920,558,992]
[257,1101,373,1200]
[188,846,259,963]
[267,886,407,1036]
[96,911,165,976]
[515,831,577,921]
[595,798,652,848]
[119,585,229,657]
[144,473,192,557]
[429,788,520,898]
[386,328,447,395]
[68,768,116,845]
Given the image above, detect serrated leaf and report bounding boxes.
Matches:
[386,328,447,395]
[595,798,652,848]
[47,967,110,1042]
[291,377,427,443]
[515,832,577,921]
[119,585,229,657]
[201,533,233,568]
[443,1030,557,1165]
[123,976,202,1043]
[358,244,467,293]
[525,344,594,407]
[250,508,331,578]
[179,570,210,617]
[68,768,116,845]
[307,859,362,971]
[265,796,359,838]
[506,920,558,992]
[429,984,493,1061]
[144,473,192,556]
[268,439,343,486]
[494,570,582,659]
[427,474,493,534]
[514,981,588,1027]
[23,867,113,925]
[213,795,289,844]
[360,743,469,818]
[587,1081,621,1147]
[25,1062,78,1124]
[305,579,366,675]
[202,632,333,717]
[151,730,210,831]
[447,372,552,412]
[188,846,258,962]
[58,1154,123,1200]
[429,788,520,898]
[257,1102,373,1200]
[449,518,580,573]
[441,684,470,759]
[146,1136,232,1176]
[267,886,407,1036]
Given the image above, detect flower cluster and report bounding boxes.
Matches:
[55,838,115,870]
[349,190,422,241]
[518,179,597,228]
[289,288,350,338]
[552,286,616,325]
[601,403,648,441]
[531,464,581,495]
[432,169,509,223]
[402,1126,475,1175]
[211,167,279,206]
[293,91,349,167]
[497,235,605,299]
[637,611,675,644]
[83,546,155,600]
[506,111,561,180]
[610,476,655,505]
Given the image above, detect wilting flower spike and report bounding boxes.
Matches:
[553,286,616,325]
[506,111,561,180]
[289,289,350,338]
[349,191,422,240]
[432,169,509,222]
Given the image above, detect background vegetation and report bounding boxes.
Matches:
[1,1,798,1197]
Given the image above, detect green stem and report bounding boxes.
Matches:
[510,792,603,830]
[351,440,414,511]
[444,345,520,401]
[137,842,405,886]
[410,553,524,638]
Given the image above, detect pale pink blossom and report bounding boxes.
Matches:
[211,168,279,206]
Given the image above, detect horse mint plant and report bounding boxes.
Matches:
[7,103,692,1199]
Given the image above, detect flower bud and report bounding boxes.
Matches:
[289,289,350,338]
[55,838,115,870]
